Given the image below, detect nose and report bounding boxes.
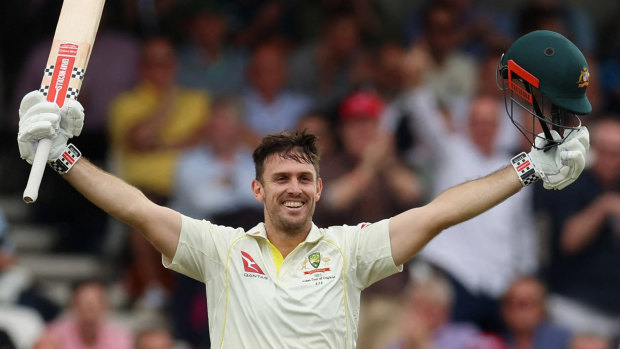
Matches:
[286,178,302,195]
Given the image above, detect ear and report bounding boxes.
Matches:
[252,179,264,202]
[315,177,323,202]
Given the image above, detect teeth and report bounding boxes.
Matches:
[284,201,303,208]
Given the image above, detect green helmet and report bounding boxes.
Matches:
[497,30,591,149]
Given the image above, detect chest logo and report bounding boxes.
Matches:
[308,252,321,268]
[241,251,264,275]
[301,251,332,275]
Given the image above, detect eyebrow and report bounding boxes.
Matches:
[271,171,315,179]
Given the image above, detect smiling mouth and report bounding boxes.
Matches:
[283,201,304,208]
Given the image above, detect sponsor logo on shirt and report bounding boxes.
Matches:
[241,251,267,279]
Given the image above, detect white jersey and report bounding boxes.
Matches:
[163,215,401,348]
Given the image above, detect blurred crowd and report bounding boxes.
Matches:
[0,0,619,348]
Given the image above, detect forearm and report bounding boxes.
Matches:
[63,158,181,259]
[560,197,609,254]
[429,166,522,229]
[390,166,522,265]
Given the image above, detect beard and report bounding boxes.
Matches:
[266,201,316,236]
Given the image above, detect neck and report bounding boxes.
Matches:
[265,223,311,258]
[512,331,534,349]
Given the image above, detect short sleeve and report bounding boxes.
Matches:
[163,215,240,282]
[350,219,402,288]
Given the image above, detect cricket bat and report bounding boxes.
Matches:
[23,0,106,203]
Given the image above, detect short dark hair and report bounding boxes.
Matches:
[252,130,320,181]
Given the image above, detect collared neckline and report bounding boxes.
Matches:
[245,222,324,243]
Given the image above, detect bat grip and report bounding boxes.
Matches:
[23,138,52,203]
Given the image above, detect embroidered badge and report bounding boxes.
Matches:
[577,67,590,88]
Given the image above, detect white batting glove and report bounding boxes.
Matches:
[528,127,590,190]
[17,91,84,164]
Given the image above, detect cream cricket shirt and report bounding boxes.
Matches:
[163,215,401,348]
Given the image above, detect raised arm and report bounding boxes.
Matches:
[389,166,520,265]
[389,127,590,266]
[64,159,181,260]
[17,91,181,260]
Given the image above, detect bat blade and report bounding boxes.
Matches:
[23,0,105,203]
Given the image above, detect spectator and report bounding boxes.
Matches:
[320,90,424,226]
[170,95,262,231]
[175,2,248,97]
[107,36,210,310]
[404,1,480,111]
[242,39,313,141]
[517,0,596,55]
[226,0,296,49]
[319,91,424,349]
[402,0,515,60]
[384,273,499,349]
[295,112,338,161]
[36,280,133,349]
[569,333,612,349]
[0,208,55,349]
[288,11,365,113]
[385,87,539,332]
[535,116,620,339]
[501,276,572,349]
[135,326,175,349]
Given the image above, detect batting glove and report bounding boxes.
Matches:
[17,91,84,164]
[528,127,590,190]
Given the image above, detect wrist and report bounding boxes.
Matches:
[48,143,81,174]
[511,152,541,187]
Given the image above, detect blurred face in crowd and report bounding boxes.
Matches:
[570,334,611,349]
[341,116,379,160]
[297,114,334,157]
[406,280,452,330]
[248,43,287,100]
[136,329,174,349]
[424,5,460,62]
[591,118,620,187]
[206,100,244,153]
[375,43,407,97]
[468,95,500,156]
[72,282,109,343]
[140,38,176,90]
[501,277,546,334]
[323,16,360,60]
[189,11,228,50]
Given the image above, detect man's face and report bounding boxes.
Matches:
[501,279,545,333]
[252,153,322,236]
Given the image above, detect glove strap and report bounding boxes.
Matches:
[48,144,81,175]
[511,152,541,187]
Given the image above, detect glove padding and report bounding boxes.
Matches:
[17,91,84,164]
[528,127,589,190]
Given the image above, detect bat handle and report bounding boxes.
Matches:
[23,138,52,203]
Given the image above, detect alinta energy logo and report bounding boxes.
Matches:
[241,251,268,280]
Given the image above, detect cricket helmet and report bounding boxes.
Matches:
[496,30,591,150]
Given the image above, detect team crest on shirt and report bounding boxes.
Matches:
[308,252,321,268]
[300,251,333,275]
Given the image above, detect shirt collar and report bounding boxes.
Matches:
[245,222,324,243]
